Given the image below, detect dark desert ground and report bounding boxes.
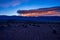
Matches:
[0,16,60,40]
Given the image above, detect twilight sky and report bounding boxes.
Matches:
[0,0,60,16]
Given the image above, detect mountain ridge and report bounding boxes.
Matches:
[0,16,60,22]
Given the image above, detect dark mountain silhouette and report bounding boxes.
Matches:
[0,16,60,22]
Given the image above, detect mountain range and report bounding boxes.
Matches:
[0,16,60,22]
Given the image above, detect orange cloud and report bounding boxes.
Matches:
[20,11,60,16]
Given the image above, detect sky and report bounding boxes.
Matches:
[0,0,60,16]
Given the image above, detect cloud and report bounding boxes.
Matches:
[0,0,27,7]
[20,11,60,16]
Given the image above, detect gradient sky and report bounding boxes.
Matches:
[0,0,60,16]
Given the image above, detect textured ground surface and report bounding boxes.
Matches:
[0,24,60,40]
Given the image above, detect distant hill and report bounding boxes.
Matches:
[0,16,60,22]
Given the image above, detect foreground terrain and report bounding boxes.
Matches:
[0,22,60,40]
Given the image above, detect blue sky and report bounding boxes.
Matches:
[0,0,60,16]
